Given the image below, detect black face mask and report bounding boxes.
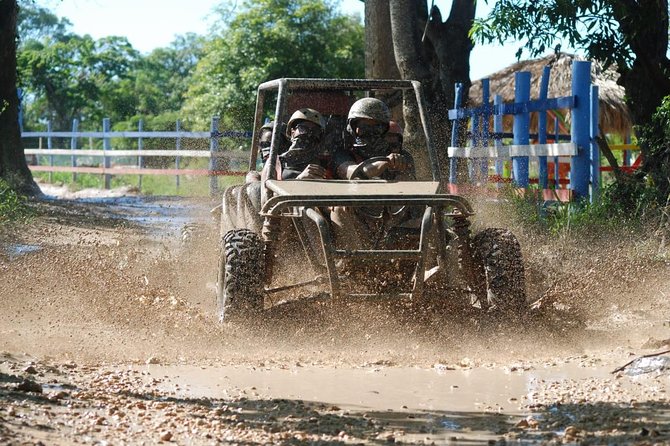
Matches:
[348,120,389,158]
[352,136,391,159]
[290,133,319,147]
[280,128,321,169]
[280,144,316,168]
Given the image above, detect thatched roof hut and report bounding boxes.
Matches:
[468,53,632,136]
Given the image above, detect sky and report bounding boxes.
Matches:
[44,0,523,80]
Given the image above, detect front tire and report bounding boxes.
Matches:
[472,228,527,315]
[216,229,265,322]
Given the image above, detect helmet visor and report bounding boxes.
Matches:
[354,121,387,138]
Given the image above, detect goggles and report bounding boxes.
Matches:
[354,122,387,138]
[291,122,320,135]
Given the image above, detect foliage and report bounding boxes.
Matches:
[471,0,632,69]
[0,178,33,224]
[182,0,364,129]
[635,95,670,202]
[18,33,140,128]
[509,180,660,236]
[17,2,71,44]
[12,0,362,197]
[473,0,670,224]
[16,5,204,131]
[17,0,362,133]
[605,96,670,214]
[130,34,205,117]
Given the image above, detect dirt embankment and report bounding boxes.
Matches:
[1,189,670,445]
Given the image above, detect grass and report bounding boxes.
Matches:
[31,154,247,197]
[507,184,641,236]
[0,179,34,224]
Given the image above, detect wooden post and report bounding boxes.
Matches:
[138,120,143,190]
[103,118,111,189]
[209,116,220,196]
[71,119,78,182]
[479,78,490,183]
[469,112,478,183]
[570,61,592,200]
[47,121,53,183]
[494,95,503,185]
[512,72,530,187]
[590,85,600,202]
[449,83,463,185]
[624,134,631,167]
[175,119,181,190]
[554,117,560,187]
[538,66,550,189]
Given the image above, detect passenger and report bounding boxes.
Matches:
[279,108,330,180]
[258,121,274,162]
[245,121,272,182]
[334,98,414,180]
[219,120,285,235]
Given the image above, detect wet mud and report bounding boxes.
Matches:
[1,184,670,444]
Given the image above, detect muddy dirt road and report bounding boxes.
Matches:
[1,185,670,445]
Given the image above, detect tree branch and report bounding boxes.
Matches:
[611,349,670,374]
[596,130,625,184]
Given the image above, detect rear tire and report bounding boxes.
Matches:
[472,228,527,315]
[216,229,265,322]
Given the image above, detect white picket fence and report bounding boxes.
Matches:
[22,117,252,194]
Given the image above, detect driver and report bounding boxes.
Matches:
[334,98,413,180]
[331,99,417,253]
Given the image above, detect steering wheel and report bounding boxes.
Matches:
[348,155,409,224]
[348,156,390,180]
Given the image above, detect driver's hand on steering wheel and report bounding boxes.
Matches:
[296,163,326,179]
[386,153,408,172]
[360,159,390,178]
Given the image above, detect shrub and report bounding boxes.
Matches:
[0,178,33,224]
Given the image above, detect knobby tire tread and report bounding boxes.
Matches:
[472,228,527,314]
[217,228,264,322]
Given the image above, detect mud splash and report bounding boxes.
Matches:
[2,189,670,444]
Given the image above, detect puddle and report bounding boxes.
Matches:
[3,243,42,260]
[137,363,616,414]
[42,193,213,237]
[88,197,198,235]
[119,362,649,443]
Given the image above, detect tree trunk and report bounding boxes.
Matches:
[613,0,670,199]
[388,0,434,179]
[423,0,475,183]
[0,0,40,195]
[388,0,475,183]
[364,0,400,80]
[423,0,475,111]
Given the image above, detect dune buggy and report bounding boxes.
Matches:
[216,78,527,322]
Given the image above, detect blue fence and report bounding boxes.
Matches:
[447,60,600,202]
